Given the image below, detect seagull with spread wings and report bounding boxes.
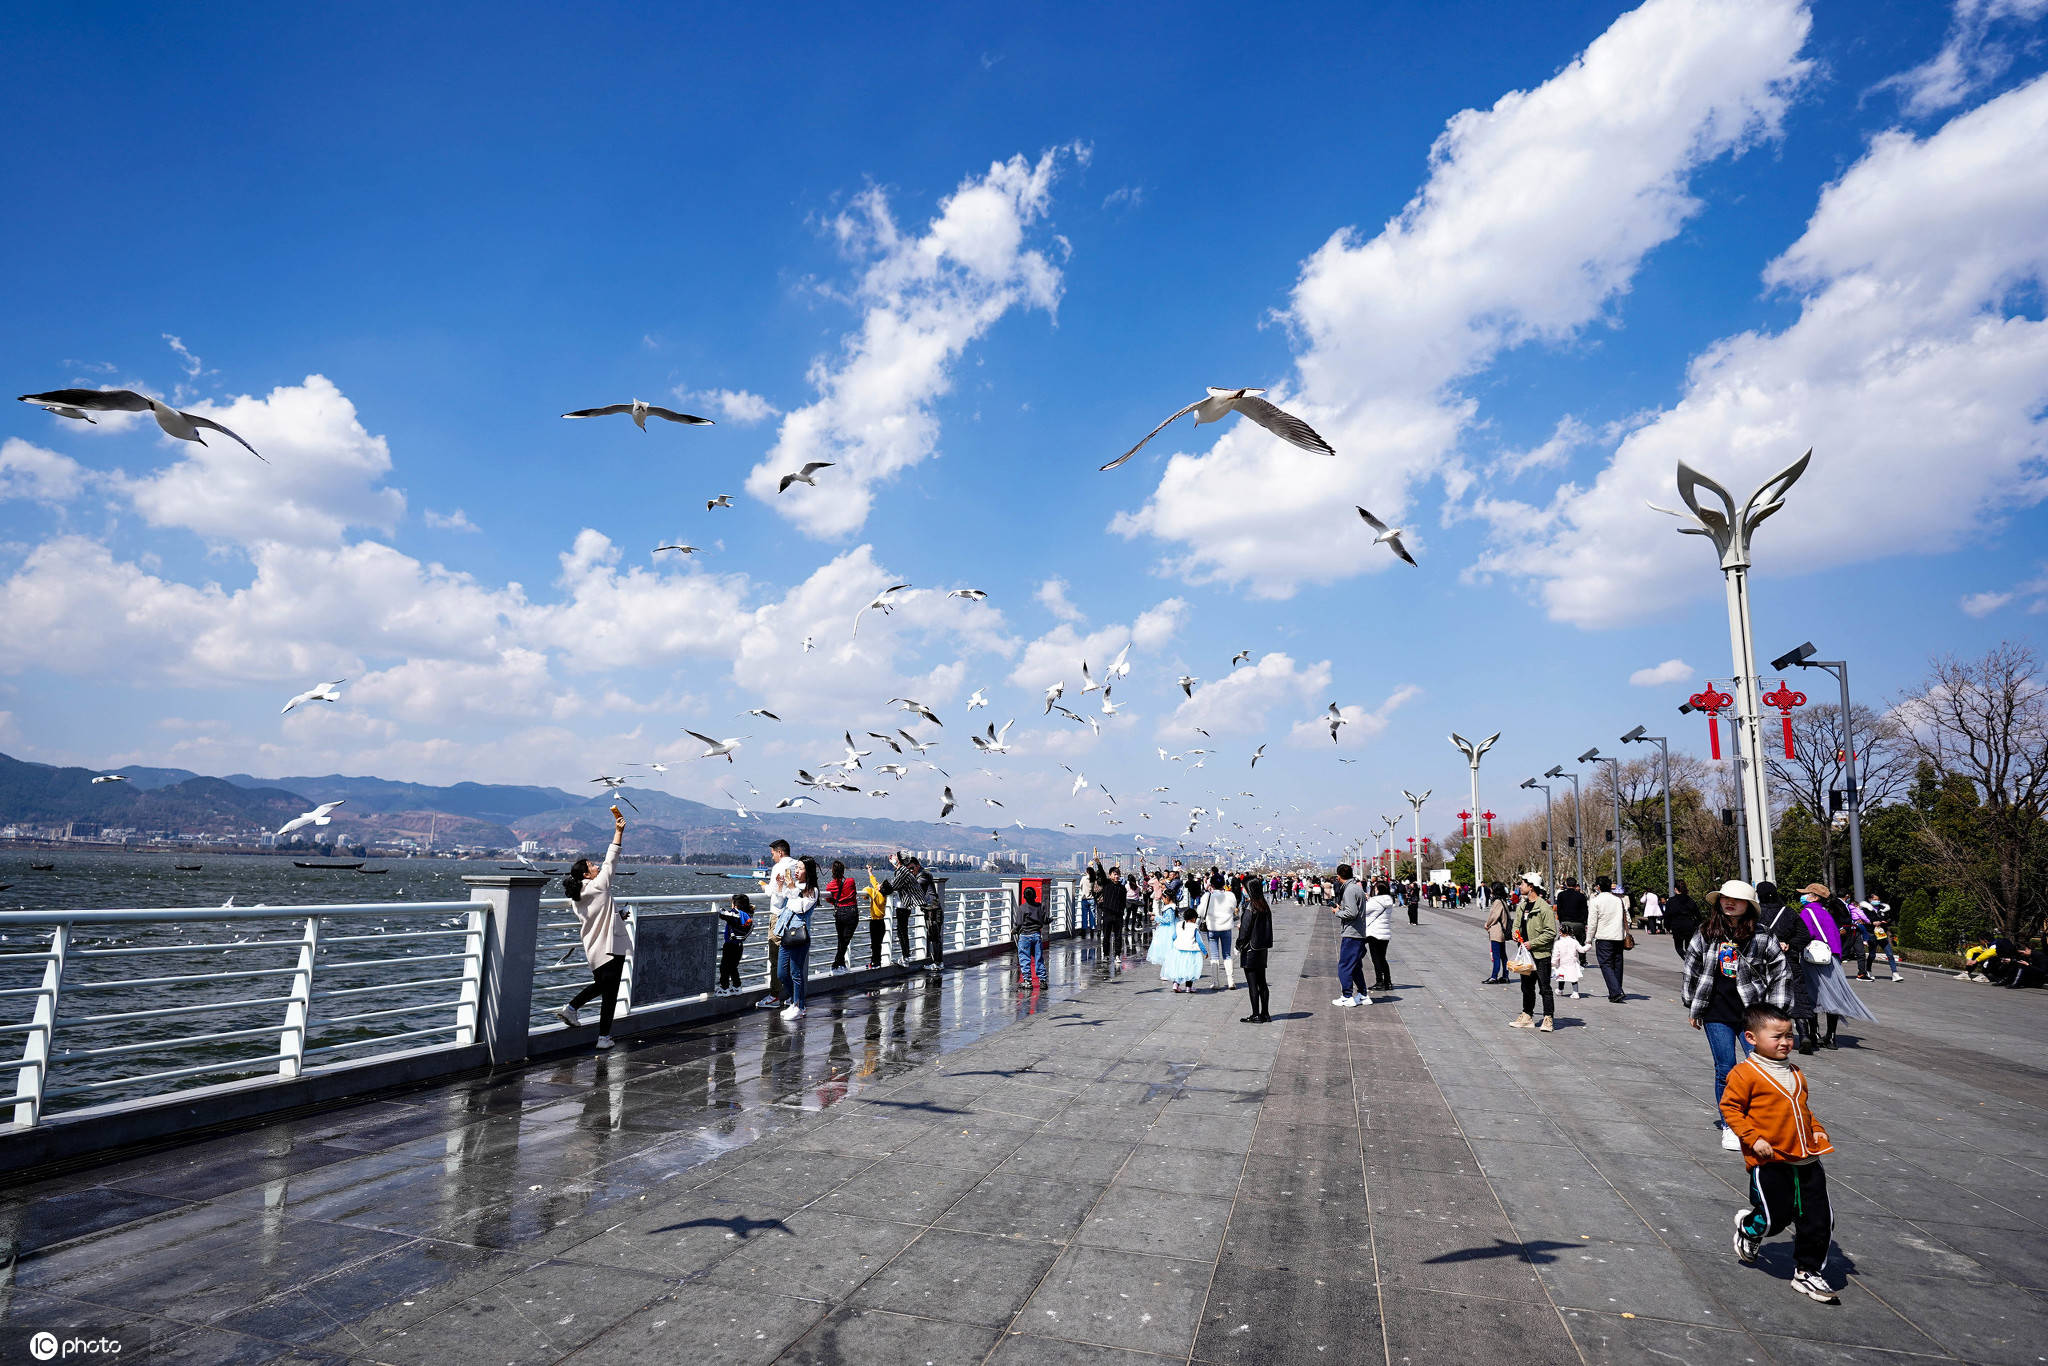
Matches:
[277,799,346,837]
[947,589,987,601]
[1100,387,1335,471]
[853,584,911,639]
[892,697,943,727]
[281,679,346,715]
[1231,650,1251,668]
[778,461,834,492]
[684,731,746,763]
[563,399,712,430]
[1250,744,1266,769]
[970,720,1015,754]
[706,494,734,510]
[966,688,989,711]
[18,389,267,461]
[1326,703,1348,744]
[1177,675,1198,698]
[1355,506,1418,566]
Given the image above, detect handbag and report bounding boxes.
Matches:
[1622,932,1636,951]
[780,904,811,945]
[1802,939,1832,966]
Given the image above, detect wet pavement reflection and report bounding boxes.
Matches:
[0,935,1128,1353]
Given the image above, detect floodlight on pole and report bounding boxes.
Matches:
[1450,731,1500,902]
[1580,747,1625,888]
[1650,450,1809,884]
[1403,789,1430,887]
[1521,777,1555,890]
[1621,724,1678,895]
[1770,639,1866,903]
[1545,764,1584,889]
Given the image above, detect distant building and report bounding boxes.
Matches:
[64,820,101,840]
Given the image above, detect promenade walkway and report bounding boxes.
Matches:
[2,903,2043,1364]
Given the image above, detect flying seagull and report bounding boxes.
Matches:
[91,774,129,784]
[706,494,734,509]
[1177,675,1198,698]
[588,775,640,811]
[744,708,782,721]
[1044,681,1065,713]
[1080,661,1100,694]
[1100,387,1335,471]
[281,679,345,715]
[1231,650,1251,668]
[970,720,1015,754]
[18,389,267,462]
[966,688,989,711]
[277,800,345,837]
[1251,744,1266,769]
[802,637,815,654]
[1326,703,1348,744]
[1355,506,1417,566]
[982,797,1005,809]
[1070,772,1089,797]
[867,731,903,753]
[684,731,746,763]
[778,461,834,492]
[939,787,957,819]
[1100,687,1121,717]
[561,399,712,430]
[947,589,988,601]
[774,795,817,809]
[1108,642,1132,680]
[897,730,937,753]
[853,584,911,639]
[720,789,756,820]
[892,697,943,727]
[654,543,698,555]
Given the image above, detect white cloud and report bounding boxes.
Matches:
[1035,577,1085,623]
[1008,599,1186,693]
[1496,416,1593,478]
[424,507,479,533]
[162,334,211,383]
[746,147,1078,536]
[1961,590,2015,617]
[115,374,407,546]
[1111,0,1812,597]
[1629,658,1694,686]
[1285,683,1422,749]
[1160,652,1332,738]
[0,439,91,503]
[1875,0,2048,116]
[675,387,780,425]
[1493,73,2048,628]
[524,530,754,673]
[1102,185,1144,211]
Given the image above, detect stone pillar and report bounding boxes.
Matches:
[462,874,549,1066]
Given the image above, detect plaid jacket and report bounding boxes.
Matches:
[1680,932,1793,1018]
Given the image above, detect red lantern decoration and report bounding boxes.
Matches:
[1481,809,1496,837]
[1761,680,1806,760]
[1689,686,1734,760]
[1457,809,1472,837]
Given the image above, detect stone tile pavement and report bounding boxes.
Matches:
[1,901,2042,1364]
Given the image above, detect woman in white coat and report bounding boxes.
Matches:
[558,805,629,1051]
[1197,871,1240,990]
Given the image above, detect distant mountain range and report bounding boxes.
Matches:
[0,753,1119,862]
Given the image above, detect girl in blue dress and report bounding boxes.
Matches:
[1145,874,1174,967]
[1163,905,1207,991]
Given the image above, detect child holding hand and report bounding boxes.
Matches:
[1722,1003,1839,1304]
[1552,928,1587,1001]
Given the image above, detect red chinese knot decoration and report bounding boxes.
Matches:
[1761,679,1806,759]
[1689,686,1734,759]
[1457,809,1472,837]
[1481,809,1497,837]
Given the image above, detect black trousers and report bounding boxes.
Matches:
[893,907,915,963]
[1241,948,1271,1017]
[924,904,946,967]
[867,917,885,967]
[1520,956,1555,1018]
[1596,940,1626,999]
[1407,904,1418,925]
[1366,936,1392,989]
[718,940,744,991]
[1101,907,1123,954]
[831,911,859,968]
[571,956,625,1034]
[1743,1161,1833,1273]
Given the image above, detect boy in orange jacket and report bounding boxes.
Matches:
[1722,1003,1839,1303]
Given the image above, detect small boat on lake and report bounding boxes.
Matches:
[356,868,388,875]
[29,864,54,872]
[293,860,365,870]
[174,865,203,871]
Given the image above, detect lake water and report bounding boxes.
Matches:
[0,851,1027,1117]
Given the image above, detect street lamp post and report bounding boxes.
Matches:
[1580,748,1624,888]
[1521,777,1555,890]
[1620,726,1676,894]
[1451,732,1500,903]
[1546,764,1584,889]
[1403,789,1430,892]
[1381,816,1401,880]
[1772,641,1867,904]
[1651,450,1808,885]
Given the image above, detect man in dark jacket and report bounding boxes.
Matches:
[1015,886,1050,985]
[1098,864,1127,956]
[1665,880,1701,959]
[1554,877,1589,941]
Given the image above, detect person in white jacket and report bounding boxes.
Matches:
[1361,880,1397,992]
[557,805,629,1050]
[1586,874,1630,1003]
[1197,871,1239,989]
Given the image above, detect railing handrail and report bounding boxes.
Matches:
[0,901,479,926]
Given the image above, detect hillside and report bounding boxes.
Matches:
[0,754,309,830]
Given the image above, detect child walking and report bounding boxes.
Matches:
[1722,1004,1840,1304]
[1163,906,1207,992]
[716,893,754,995]
[1553,928,1587,1000]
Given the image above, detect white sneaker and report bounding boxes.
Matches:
[554,1005,581,1029]
[781,1005,804,1019]
[1890,973,1903,982]
[1790,1270,1839,1304]
[1720,1127,1742,1151]
[1331,995,1356,1008]
[1357,994,1373,1006]
[593,1036,614,1051]
[832,965,848,975]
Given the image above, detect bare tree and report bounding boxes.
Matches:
[1894,643,2048,940]
[1766,701,1908,887]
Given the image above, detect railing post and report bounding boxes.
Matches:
[12,924,66,1128]
[462,875,546,1065]
[278,915,320,1079]
[454,903,485,1047]
[615,904,637,1019]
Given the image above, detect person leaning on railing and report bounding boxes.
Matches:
[556,804,628,1051]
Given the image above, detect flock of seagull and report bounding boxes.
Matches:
[22,367,1426,865]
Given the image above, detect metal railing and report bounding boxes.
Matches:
[2,876,1074,1130]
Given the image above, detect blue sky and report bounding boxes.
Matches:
[2,0,2044,858]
